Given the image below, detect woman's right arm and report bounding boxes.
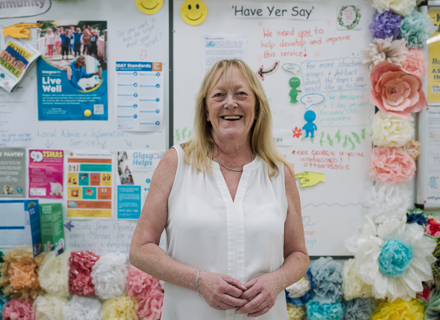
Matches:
[129,148,247,310]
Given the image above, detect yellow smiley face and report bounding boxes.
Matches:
[135,0,163,15]
[181,0,208,25]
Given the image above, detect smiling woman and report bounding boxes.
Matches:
[181,0,208,25]
[135,0,163,15]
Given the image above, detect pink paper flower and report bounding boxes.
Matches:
[369,147,416,183]
[68,250,100,296]
[370,61,427,118]
[425,217,440,238]
[137,289,164,320]
[2,299,35,320]
[401,48,427,78]
[126,266,161,300]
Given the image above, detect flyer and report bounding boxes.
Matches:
[66,150,114,218]
[115,61,164,131]
[429,10,440,104]
[117,150,163,219]
[36,20,108,120]
[29,150,63,199]
[0,148,25,198]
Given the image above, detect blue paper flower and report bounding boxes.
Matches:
[344,298,375,320]
[407,213,427,226]
[379,239,413,277]
[285,268,315,306]
[310,257,343,304]
[369,11,402,40]
[306,299,344,320]
[400,11,437,48]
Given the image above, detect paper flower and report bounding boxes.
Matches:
[344,298,375,320]
[371,298,424,320]
[2,299,35,320]
[285,268,314,306]
[33,294,68,320]
[372,111,414,147]
[362,38,407,70]
[372,0,417,16]
[425,289,440,320]
[346,219,436,301]
[310,257,343,304]
[370,147,416,183]
[0,294,9,319]
[402,48,427,78]
[91,253,127,300]
[286,303,306,320]
[126,266,162,300]
[432,243,440,287]
[401,11,437,48]
[38,251,70,299]
[68,251,99,296]
[366,182,411,224]
[402,139,421,160]
[101,294,138,320]
[407,209,427,226]
[425,216,440,238]
[305,300,344,320]
[415,283,432,303]
[137,289,164,320]
[369,11,402,40]
[370,61,427,118]
[342,259,373,300]
[63,295,102,320]
[0,247,45,300]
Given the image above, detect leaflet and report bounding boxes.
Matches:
[29,150,64,199]
[0,148,25,198]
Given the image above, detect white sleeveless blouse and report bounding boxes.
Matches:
[162,145,288,320]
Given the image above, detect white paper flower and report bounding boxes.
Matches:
[372,0,417,16]
[362,37,407,69]
[286,272,311,299]
[63,295,102,320]
[34,294,68,320]
[91,253,128,300]
[372,111,414,147]
[343,259,373,300]
[346,219,436,301]
[38,251,70,299]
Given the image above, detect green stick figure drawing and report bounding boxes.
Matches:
[289,77,302,104]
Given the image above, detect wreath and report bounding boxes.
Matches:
[337,5,361,30]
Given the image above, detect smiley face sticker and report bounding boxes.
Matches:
[136,0,163,15]
[181,0,208,25]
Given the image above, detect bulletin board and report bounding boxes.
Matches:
[173,0,376,256]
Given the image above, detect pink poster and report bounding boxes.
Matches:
[29,150,64,199]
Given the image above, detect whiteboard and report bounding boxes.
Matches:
[173,0,375,256]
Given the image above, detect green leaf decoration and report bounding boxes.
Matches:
[348,137,355,150]
[327,133,333,146]
[351,132,360,144]
[361,128,366,140]
[343,135,348,148]
[335,130,341,143]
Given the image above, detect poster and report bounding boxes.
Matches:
[65,150,113,218]
[29,149,63,199]
[117,150,163,219]
[425,108,440,205]
[429,10,440,104]
[115,61,164,131]
[0,148,25,198]
[36,20,108,120]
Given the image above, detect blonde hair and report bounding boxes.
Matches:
[182,59,293,178]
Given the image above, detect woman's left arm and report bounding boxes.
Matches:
[236,166,309,317]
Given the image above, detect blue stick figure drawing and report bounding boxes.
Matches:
[430,176,437,189]
[302,110,317,138]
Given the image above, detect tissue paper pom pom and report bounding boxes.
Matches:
[305,300,344,320]
[425,216,440,238]
[371,298,424,320]
[342,259,373,300]
[369,147,416,183]
[401,49,427,78]
[310,257,343,304]
[401,11,436,48]
[344,298,375,320]
[372,0,417,16]
[2,299,35,320]
[136,289,164,320]
[68,251,99,296]
[425,289,440,320]
[369,11,402,40]
[0,294,9,319]
[366,182,411,224]
[285,268,314,306]
[402,139,421,160]
[0,247,45,300]
[101,294,138,320]
[286,303,306,320]
[126,266,161,300]
[91,253,127,300]
[415,283,432,302]
[362,38,407,70]
[372,111,414,147]
[63,295,101,320]
[38,251,70,299]
[370,61,427,118]
[33,294,67,320]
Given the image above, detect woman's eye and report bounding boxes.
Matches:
[213,93,223,98]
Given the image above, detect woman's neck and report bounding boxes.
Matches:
[212,133,253,165]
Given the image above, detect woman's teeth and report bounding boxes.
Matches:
[222,116,242,120]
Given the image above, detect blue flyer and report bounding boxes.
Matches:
[36,20,108,121]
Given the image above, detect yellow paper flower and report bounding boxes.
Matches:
[342,259,373,300]
[101,294,138,320]
[371,298,424,320]
[287,303,306,320]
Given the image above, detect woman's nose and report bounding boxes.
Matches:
[224,93,237,108]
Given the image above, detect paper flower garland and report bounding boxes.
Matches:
[342,259,373,300]
[285,268,314,306]
[310,257,343,304]
[372,0,417,17]
[370,298,424,320]
[369,11,402,40]
[343,298,375,320]
[401,48,427,78]
[400,10,436,48]
[362,37,407,70]
[38,251,70,299]
[305,300,344,320]
[369,147,416,183]
[101,294,138,320]
[370,61,427,118]
[372,111,414,147]
[62,295,102,320]
[68,251,99,296]
[346,220,436,301]
[126,266,162,300]
[91,253,127,300]
[33,294,68,320]
[286,303,306,320]
[1,299,35,320]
